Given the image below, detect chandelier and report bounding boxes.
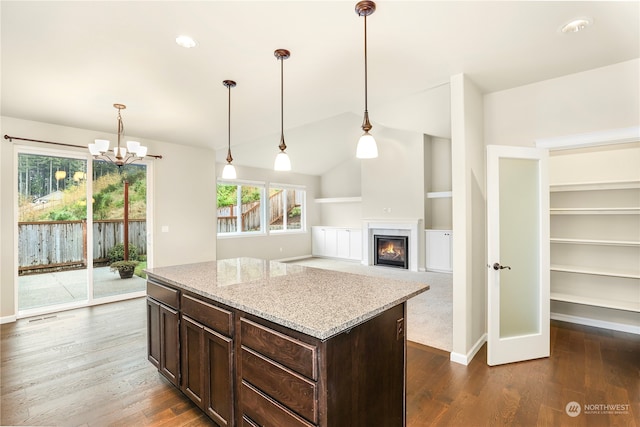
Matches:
[88,103,148,168]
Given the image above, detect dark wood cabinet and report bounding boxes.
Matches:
[181,294,234,427]
[148,277,408,427]
[238,303,406,427]
[146,280,180,387]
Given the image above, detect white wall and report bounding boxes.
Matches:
[450,73,486,365]
[0,117,217,320]
[360,126,426,269]
[215,163,320,261]
[484,59,640,147]
[318,157,362,227]
[361,127,425,221]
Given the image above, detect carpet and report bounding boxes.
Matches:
[285,257,452,352]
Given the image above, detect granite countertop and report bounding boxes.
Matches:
[145,257,429,340]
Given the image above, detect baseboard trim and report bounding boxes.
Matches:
[450,333,487,365]
[551,312,640,335]
[0,315,17,324]
[276,255,313,263]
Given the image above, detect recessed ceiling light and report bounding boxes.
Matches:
[560,18,592,34]
[176,35,196,48]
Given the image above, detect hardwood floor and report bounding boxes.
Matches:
[1,297,638,426]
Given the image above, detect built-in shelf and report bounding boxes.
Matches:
[550,180,640,192]
[314,197,362,204]
[550,207,640,215]
[551,264,640,279]
[550,238,640,247]
[426,191,452,199]
[551,292,640,313]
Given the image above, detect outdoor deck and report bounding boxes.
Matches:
[18,267,146,311]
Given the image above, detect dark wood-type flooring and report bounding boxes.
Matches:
[1,298,638,426]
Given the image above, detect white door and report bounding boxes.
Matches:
[487,145,550,366]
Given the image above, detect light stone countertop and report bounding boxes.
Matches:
[145,257,429,340]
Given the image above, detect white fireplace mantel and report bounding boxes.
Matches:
[362,219,421,272]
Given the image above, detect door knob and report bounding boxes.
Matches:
[492,262,511,270]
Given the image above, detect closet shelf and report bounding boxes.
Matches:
[426,191,452,199]
[550,207,639,215]
[550,180,640,192]
[551,264,640,279]
[551,292,640,313]
[550,238,640,247]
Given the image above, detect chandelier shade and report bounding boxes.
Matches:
[88,104,148,168]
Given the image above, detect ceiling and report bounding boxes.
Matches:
[2,1,638,175]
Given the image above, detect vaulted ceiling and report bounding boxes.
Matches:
[2,1,638,175]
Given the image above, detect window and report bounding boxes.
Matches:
[269,185,305,232]
[217,181,265,234]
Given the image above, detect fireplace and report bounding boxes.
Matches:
[374,235,409,269]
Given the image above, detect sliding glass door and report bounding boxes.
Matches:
[91,160,147,299]
[16,147,150,316]
[17,150,89,311]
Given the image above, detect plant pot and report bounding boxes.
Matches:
[118,269,135,279]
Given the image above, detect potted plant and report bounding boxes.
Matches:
[109,260,139,279]
[107,242,140,279]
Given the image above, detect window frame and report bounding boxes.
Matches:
[268,183,306,234]
[216,179,266,237]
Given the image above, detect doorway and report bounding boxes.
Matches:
[16,147,150,316]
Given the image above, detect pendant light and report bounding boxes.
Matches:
[221,80,237,180]
[274,49,292,171]
[355,1,378,159]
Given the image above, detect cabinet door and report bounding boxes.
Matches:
[336,229,350,259]
[349,229,362,260]
[426,230,452,272]
[311,227,325,256]
[182,316,205,408]
[147,297,161,369]
[324,228,338,258]
[160,305,180,386]
[204,326,234,426]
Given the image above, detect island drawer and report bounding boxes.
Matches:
[240,381,315,427]
[181,294,232,336]
[240,318,317,380]
[147,280,179,309]
[241,346,317,424]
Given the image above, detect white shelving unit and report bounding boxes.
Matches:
[311,226,362,261]
[549,180,640,314]
[425,229,452,273]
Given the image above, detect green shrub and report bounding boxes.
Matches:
[107,243,139,262]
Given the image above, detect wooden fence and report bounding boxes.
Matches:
[217,190,299,233]
[18,219,146,274]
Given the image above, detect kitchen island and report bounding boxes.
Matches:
[145,257,429,427]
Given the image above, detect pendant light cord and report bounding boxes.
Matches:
[363,14,368,114]
[227,83,232,161]
[279,55,286,151]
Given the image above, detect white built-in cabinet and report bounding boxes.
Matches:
[311,226,362,261]
[550,180,640,313]
[425,230,453,273]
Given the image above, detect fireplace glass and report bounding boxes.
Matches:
[374,235,409,269]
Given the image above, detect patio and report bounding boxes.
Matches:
[18,267,146,311]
